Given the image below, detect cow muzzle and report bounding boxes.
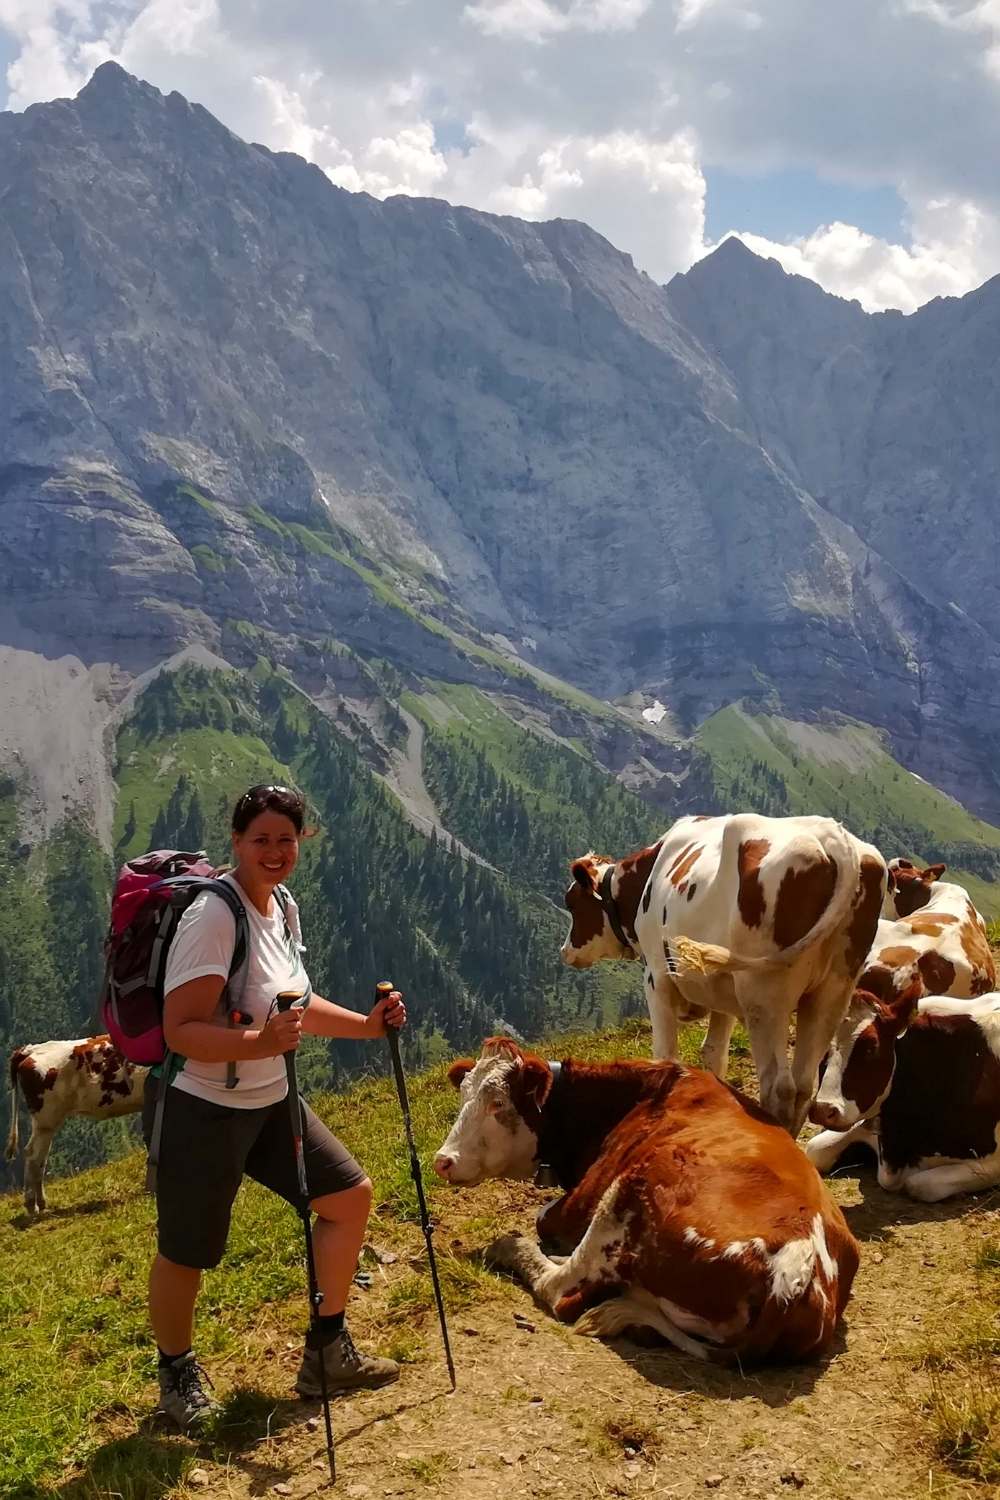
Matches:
[808,1099,856,1131]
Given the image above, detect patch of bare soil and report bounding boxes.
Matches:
[130,1172,999,1500]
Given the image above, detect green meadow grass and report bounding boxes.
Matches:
[925,1234,1000,1485]
[1,1019,696,1496]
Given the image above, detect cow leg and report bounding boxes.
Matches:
[23,1125,55,1214]
[646,969,680,1060]
[736,982,796,1129]
[790,977,855,1136]
[902,1154,1000,1203]
[486,1182,625,1321]
[804,1122,880,1175]
[699,1011,736,1078]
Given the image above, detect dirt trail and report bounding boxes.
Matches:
[138,1172,998,1500]
[381,707,492,869]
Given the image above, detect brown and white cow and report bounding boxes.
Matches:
[807,987,1000,1201]
[435,1037,859,1363]
[562,814,886,1133]
[863,860,995,1000]
[6,1036,146,1213]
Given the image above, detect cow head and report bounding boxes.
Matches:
[884,858,946,918]
[809,976,922,1131]
[433,1037,553,1186]
[560,853,633,967]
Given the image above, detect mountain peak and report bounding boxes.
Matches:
[706,234,759,265]
[76,62,163,113]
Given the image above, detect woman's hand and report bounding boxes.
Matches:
[256,1006,303,1056]
[365,989,407,1038]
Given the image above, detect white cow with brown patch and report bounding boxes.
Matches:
[6,1036,146,1213]
[861,859,996,1002]
[562,813,886,1134]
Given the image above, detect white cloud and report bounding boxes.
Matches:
[723,194,1000,313]
[463,0,649,43]
[1,0,1000,311]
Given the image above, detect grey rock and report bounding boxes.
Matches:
[2,66,1000,817]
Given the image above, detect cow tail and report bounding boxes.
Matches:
[5,1051,21,1160]
[670,822,862,977]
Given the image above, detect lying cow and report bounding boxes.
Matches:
[435,1037,860,1364]
[563,814,886,1133]
[807,984,1000,1201]
[865,860,995,999]
[6,1036,146,1213]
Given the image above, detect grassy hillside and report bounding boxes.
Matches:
[4,1016,1000,1500]
[0,1017,695,1497]
[698,705,1000,914]
[405,682,656,886]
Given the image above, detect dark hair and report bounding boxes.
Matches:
[231,784,310,835]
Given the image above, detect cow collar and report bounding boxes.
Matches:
[534,1061,562,1188]
[599,864,637,954]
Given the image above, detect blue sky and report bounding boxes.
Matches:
[703,168,905,248]
[1,1,997,313]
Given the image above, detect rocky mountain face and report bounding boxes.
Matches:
[2,63,1000,821]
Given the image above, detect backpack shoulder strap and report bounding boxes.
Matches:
[205,879,250,979]
[203,878,251,1092]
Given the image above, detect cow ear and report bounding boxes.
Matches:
[886,977,922,1034]
[858,965,895,1007]
[519,1056,554,1112]
[447,1059,474,1089]
[885,867,897,892]
[922,863,946,883]
[571,859,596,892]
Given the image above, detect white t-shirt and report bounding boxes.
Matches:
[164,873,311,1108]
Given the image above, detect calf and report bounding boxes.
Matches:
[807,985,1000,1202]
[6,1036,146,1213]
[435,1037,859,1364]
[866,860,995,999]
[562,813,885,1133]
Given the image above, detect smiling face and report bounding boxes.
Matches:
[231,809,301,889]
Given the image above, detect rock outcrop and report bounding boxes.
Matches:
[2,64,999,819]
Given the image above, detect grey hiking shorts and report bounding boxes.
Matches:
[142,1076,367,1269]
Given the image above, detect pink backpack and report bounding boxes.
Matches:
[101,850,250,1065]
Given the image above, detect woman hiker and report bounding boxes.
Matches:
[143,782,406,1431]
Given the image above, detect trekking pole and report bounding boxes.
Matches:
[276,991,336,1485]
[377,981,457,1391]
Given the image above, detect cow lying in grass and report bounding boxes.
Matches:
[435,1037,859,1364]
[807,983,1000,1202]
[6,1036,146,1213]
[863,859,996,1001]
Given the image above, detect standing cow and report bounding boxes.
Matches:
[435,1037,859,1364]
[6,1036,146,1213]
[563,814,886,1133]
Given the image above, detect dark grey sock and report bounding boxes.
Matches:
[311,1312,345,1346]
[158,1347,191,1368]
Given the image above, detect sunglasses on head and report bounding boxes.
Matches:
[237,783,298,806]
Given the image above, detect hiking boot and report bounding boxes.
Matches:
[157,1352,219,1433]
[294,1327,400,1399]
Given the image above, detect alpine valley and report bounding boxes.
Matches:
[3,63,1000,1183]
